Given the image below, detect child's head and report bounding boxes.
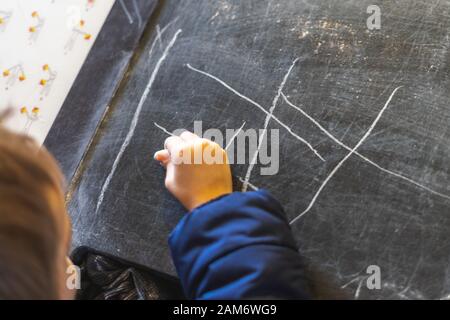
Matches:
[0,124,73,299]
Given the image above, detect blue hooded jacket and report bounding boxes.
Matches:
[169,190,310,299]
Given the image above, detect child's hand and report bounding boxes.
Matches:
[154,131,232,211]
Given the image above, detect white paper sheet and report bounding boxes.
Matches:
[0,0,116,144]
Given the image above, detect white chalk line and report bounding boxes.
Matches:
[156,25,163,48]
[118,0,143,27]
[242,58,301,192]
[148,17,180,59]
[153,121,246,150]
[289,87,402,225]
[238,176,259,191]
[131,0,142,28]
[225,121,246,151]
[185,63,445,219]
[119,0,134,24]
[281,93,450,203]
[154,122,176,137]
[186,64,324,162]
[95,29,182,213]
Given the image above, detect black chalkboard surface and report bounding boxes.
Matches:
[49,0,450,299]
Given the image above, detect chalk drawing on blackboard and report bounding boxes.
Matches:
[0,10,12,32]
[238,176,259,191]
[156,25,164,48]
[186,64,324,164]
[282,90,450,223]
[281,93,450,202]
[290,87,402,224]
[225,121,246,151]
[243,57,309,191]
[208,11,220,24]
[148,17,179,60]
[96,28,183,214]
[118,0,142,28]
[341,275,368,299]
[186,62,450,222]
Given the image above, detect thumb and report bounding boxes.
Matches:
[154,149,170,167]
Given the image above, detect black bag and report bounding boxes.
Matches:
[72,247,184,300]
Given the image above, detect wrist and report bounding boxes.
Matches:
[188,189,232,211]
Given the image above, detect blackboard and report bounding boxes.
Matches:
[49,0,450,299]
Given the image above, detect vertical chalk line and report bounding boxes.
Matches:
[119,0,134,24]
[131,0,142,28]
[156,25,163,48]
[148,17,180,59]
[242,58,301,191]
[95,29,182,213]
[289,87,402,225]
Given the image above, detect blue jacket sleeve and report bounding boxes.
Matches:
[168,190,310,300]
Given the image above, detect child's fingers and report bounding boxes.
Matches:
[164,136,184,155]
[164,160,176,190]
[154,150,170,166]
[179,130,199,141]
